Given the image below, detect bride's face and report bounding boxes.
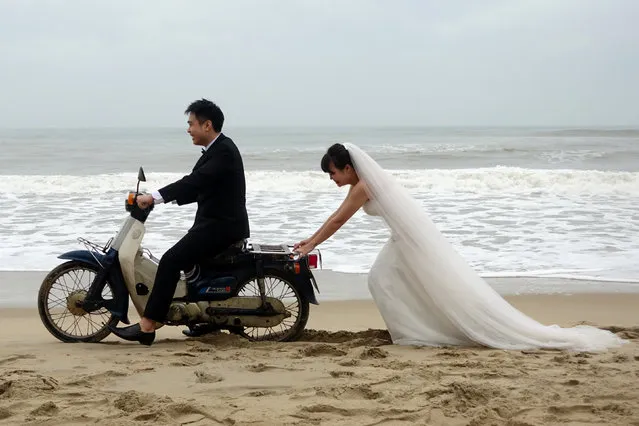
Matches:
[327,162,358,187]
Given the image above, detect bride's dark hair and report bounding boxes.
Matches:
[321,143,353,172]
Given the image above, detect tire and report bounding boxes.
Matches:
[38,261,119,343]
[233,269,310,342]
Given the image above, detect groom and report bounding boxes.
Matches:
[110,98,250,345]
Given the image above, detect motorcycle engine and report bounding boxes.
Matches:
[166,302,201,322]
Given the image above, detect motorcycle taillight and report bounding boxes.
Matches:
[307,254,318,269]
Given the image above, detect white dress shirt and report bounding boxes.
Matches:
[151,134,221,204]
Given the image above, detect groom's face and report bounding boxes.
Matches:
[187,112,212,146]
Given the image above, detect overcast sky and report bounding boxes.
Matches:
[0,0,637,128]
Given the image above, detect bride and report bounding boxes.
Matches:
[294,143,626,351]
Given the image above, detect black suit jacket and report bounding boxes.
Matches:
[158,134,250,240]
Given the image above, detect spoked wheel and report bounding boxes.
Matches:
[233,270,309,342]
[38,261,118,343]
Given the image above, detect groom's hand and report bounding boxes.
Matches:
[137,194,154,209]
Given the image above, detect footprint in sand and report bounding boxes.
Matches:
[367,375,402,387]
[329,370,355,378]
[420,386,453,399]
[247,363,277,373]
[611,354,630,363]
[133,412,161,422]
[113,391,154,413]
[163,402,232,425]
[436,350,467,358]
[245,389,277,397]
[551,354,572,364]
[133,367,155,373]
[66,370,128,387]
[547,404,596,415]
[168,350,205,367]
[379,360,417,371]
[299,403,365,418]
[186,345,213,353]
[247,362,303,372]
[446,360,485,369]
[359,348,388,359]
[29,401,59,417]
[194,370,224,383]
[316,385,382,400]
[0,354,36,366]
[447,380,505,407]
[1,369,35,375]
[0,374,59,399]
[0,407,12,420]
[169,359,203,367]
[113,390,174,413]
[367,408,427,425]
[172,352,198,358]
[299,344,348,357]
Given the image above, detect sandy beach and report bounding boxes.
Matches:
[1,272,638,425]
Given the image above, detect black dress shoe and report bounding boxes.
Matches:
[182,323,219,337]
[108,323,155,346]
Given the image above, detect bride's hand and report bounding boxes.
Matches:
[293,239,310,250]
[295,241,316,257]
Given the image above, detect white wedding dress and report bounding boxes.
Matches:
[347,143,626,351]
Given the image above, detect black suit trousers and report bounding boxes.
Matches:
[143,229,235,322]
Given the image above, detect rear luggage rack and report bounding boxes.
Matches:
[248,243,291,255]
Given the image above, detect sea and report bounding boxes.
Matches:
[1,126,638,301]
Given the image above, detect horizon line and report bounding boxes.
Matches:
[1,124,638,130]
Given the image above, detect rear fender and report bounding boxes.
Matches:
[292,271,319,305]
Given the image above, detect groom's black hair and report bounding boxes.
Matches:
[185,98,224,132]
[321,143,353,172]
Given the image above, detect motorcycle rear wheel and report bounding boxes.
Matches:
[232,270,309,342]
[38,260,119,343]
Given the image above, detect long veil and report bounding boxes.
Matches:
[344,142,626,351]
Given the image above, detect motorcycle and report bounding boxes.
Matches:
[37,167,321,343]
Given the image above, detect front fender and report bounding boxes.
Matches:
[58,250,107,268]
[58,249,130,324]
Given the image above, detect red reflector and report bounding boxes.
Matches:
[307,254,318,269]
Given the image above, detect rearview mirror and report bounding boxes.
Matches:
[138,167,146,182]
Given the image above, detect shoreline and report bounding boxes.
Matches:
[0,269,639,308]
[1,269,639,308]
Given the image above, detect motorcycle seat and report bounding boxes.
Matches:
[200,239,247,265]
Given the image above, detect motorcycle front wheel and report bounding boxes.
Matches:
[232,269,310,342]
[38,260,119,343]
